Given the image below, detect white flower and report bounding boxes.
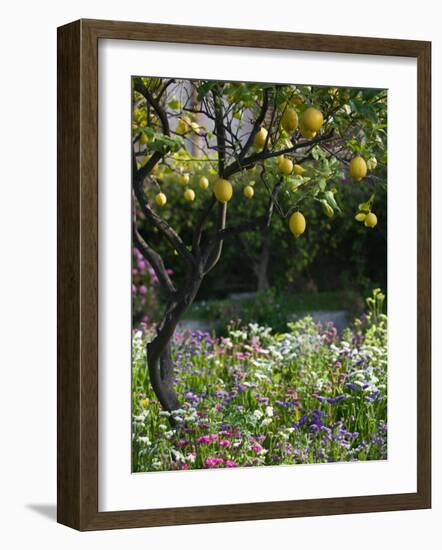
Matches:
[253,409,264,420]
[265,406,274,417]
[261,418,272,426]
[138,436,151,445]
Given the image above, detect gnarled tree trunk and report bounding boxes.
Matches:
[146,278,203,412]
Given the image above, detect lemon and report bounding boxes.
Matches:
[355,212,367,222]
[278,156,293,175]
[199,176,209,190]
[301,107,324,132]
[364,212,377,228]
[367,157,378,171]
[293,164,305,175]
[349,156,367,181]
[155,192,167,207]
[139,133,148,145]
[254,127,268,149]
[178,173,190,185]
[290,95,304,106]
[184,189,195,202]
[289,211,306,236]
[299,120,317,139]
[281,107,299,132]
[243,185,254,199]
[214,178,233,203]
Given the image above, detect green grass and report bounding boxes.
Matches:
[184,289,363,333]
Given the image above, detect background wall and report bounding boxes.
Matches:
[0,1,440,547]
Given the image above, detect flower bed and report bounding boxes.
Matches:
[132,314,387,472]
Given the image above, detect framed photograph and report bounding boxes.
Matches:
[57,19,431,530]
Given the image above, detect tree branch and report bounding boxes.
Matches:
[224,129,335,178]
[133,227,176,297]
[202,178,283,275]
[132,181,195,266]
[212,87,226,176]
[203,202,227,274]
[239,88,270,161]
[133,78,170,137]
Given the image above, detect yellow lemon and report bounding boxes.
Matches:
[278,156,293,175]
[281,107,299,132]
[243,185,254,199]
[349,156,367,181]
[289,211,306,237]
[184,189,195,202]
[355,212,367,222]
[364,212,378,228]
[139,133,148,145]
[155,192,167,207]
[293,164,305,175]
[367,157,378,171]
[299,120,317,139]
[199,176,209,190]
[254,127,268,149]
[214,178,233,203]
[290,94,304,106]
[301,107,324,132]
[178,173,190,185]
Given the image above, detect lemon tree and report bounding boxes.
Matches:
[131,76,387,413]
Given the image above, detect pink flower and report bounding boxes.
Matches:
[219,440,231,447]
[139,285,147,295]
[197,434,218,444]
[251,444,263,453]
[176,439,188,447]
[204,457,224,468]
[225,460,238,468]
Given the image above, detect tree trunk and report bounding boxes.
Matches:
[146,279,202,412]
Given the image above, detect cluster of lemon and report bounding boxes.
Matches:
[253,106,324,152]
[152,101,379,237]
[349,156,379,228]
[154,174,210,207]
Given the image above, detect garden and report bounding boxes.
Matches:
[131,77,388,472]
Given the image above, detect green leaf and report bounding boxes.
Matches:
[318,178,327,191]
[196,81,218,101]
[324,190,342,213]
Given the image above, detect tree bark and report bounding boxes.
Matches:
[146,278,202,412]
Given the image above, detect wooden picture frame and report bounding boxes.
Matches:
[57,18,431,531]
